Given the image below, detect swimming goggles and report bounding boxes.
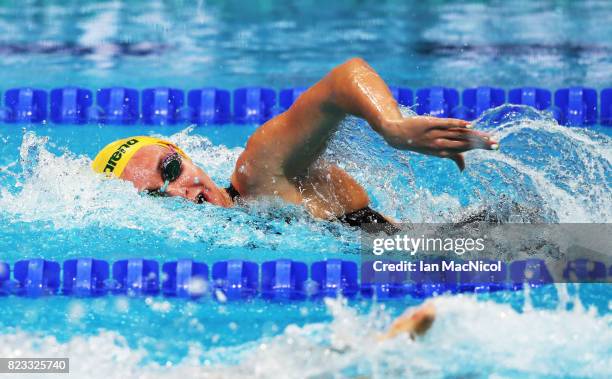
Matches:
[160,148,182,182]
[147,147,182,197]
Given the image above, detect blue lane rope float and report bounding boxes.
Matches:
[233,87,276,124]
[0,262,10,295]
[142,88,184,125]
[458,259,508,293]
[415,87,460,118]
[50,87,93,124]
[562,259,607,283]
[554,87,598,126]
[162,259,209,298]
[388,86,414,108]
[1,86,611,126]
[212,260,259,300]
[13,259,61,297]
[96,87,140,124]
[4,88,48,123]
[311,259,359,298]
[462,86,506,120]
[187,88,231,125]
[361,260,406,299]
[63,258,108,296]
[0,258,608,300]
[601,88,612,125]
[113,259,160,296]
[261,259,308,300]
[508,87,552,111]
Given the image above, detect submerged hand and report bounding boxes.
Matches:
[381,116,498,171]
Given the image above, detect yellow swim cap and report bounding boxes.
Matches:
[92,136,189,177]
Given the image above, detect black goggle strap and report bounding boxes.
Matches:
[145,188,168,197]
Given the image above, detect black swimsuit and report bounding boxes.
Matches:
[224,183,392,228]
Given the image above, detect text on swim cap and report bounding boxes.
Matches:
[103,138,139,173]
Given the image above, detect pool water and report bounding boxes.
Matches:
[0,1,611,378]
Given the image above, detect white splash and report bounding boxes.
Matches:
[0,294,609,379]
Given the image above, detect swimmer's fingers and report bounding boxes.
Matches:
[435,135,499,171]
[444,127,490,139]
[421,116,471,129]
[436,137,494,152]
[435,130,498,150]
[436,127,491,141]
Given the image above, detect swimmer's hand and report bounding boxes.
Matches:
[378,302,436,341]
[381,116,498,171]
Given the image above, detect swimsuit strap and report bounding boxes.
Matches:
[223,184,396,232]
[340,207,400,234]
[340,206,389,226]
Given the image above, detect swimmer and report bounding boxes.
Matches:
[330,302,436,356]
[343,302,436,379]
[92,58,497,227]
[380,302,436,340]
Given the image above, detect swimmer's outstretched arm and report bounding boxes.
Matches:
[233,58,497,194]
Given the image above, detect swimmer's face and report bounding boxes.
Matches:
[120,145,232,207]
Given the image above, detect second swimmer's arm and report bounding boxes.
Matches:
[232,58,497,193]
